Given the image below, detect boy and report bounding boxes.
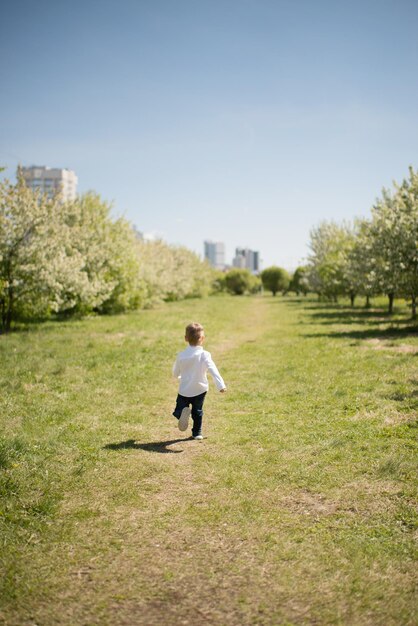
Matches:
[172,322,226,440]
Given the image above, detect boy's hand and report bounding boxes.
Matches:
[220,388,227,393]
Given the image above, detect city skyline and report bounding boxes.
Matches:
[1,1,418,268]
[204,240,261,272]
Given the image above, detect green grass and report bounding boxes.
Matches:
[0,295,417,625]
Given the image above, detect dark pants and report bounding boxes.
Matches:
[173,392,206,436]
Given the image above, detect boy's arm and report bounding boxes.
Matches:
[205,353,226,391]
[172,357,181,378]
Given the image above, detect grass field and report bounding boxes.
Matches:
[1,295,417,626]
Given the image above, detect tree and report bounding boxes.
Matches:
[0,180,145,331]
[368,168,418,316]
[97,216,145,313]
[289,266,309,295]
[307,221,355,302]
[0,176,63,332]
[224,268,253,295]
[48,193,143,315]
[136,239,213,305]
[261,266,290,296]
[368,190,402,313]
[345,219,378,308]
[392,167,418,318]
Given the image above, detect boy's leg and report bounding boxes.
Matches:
[190,392,206,437]
[173,394,191,432]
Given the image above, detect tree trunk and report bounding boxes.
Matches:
[4,286,13,333]
[412,295,417,320]
[0,298,5,334]
[350,293,355,307]
[5,308,12,332]
[388,292,394,314]
[365,295,371,308]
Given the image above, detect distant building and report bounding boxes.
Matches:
[233,247,260,273]
[19,165,78,201]
[204,240,225,270]
[232,252,246,269]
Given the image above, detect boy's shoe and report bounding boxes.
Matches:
[178,407,191,431]
[193,434,203,440]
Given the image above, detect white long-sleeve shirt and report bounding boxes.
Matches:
[173,345,226,397]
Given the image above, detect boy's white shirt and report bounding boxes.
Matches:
[173,345,226,397]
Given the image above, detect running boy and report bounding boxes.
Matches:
[172,322,226,440]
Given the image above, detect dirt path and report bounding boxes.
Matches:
[28,297,272,626]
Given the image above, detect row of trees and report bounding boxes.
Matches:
[214,265,308,298]
[236,166,417,317]
[306,166,418,318]
[0,176,213,332]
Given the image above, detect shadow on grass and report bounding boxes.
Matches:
[302,303,406,315]
[388,380,418,407]
[389,389,418,402]
[303,325,418,341]
[303,310,415,327]
[308,309,393,320]
[295,303,417,337]
[103,437,193,454]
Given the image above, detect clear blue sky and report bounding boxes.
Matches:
[1,0,418,269]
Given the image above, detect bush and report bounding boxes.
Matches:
[211,271,227,294]
[289,266,309,295]
[224,269,254,295]
[261,266,290,296]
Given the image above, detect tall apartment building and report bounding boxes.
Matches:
[204,240,225,270]
[233,247,260,273]
[19,166,78,201]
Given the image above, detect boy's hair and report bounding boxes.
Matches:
[185,322,204,346]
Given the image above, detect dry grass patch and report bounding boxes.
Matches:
[383,410,417,426]
[364,338,418,353]
[278,488,338,517]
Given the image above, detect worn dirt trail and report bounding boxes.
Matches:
[31,297,273,626]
